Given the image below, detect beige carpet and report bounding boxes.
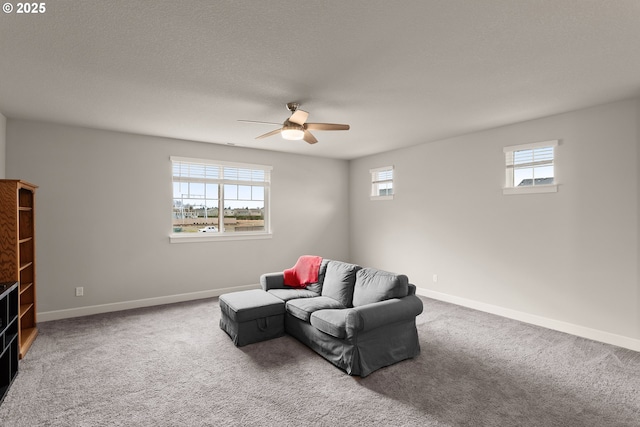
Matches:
[1,296,638,426]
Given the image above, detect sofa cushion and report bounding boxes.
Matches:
[305,258,330,294]
[321,261,361,307]
[268,288,319,302]
[286,296,345,322]
[352,268,409,307]
[310,309,350,339]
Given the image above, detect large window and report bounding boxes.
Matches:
[370,166,394,200]
[503,140,558,195]
[171,157,271,241]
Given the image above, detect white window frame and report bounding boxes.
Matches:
[370,166,394,200]
[170,156,272,243]
[503,140,558,195]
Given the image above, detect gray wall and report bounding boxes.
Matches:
[6,120,350,316]
[350,98,640,345]
[637,97,640,341]
[5,99,640,349]
[0,113,5,178]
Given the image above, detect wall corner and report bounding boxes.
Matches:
[0,113,6,179]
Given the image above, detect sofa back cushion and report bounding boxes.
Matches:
[352,268,409,307]
[306,258,330,294]
[321,260,361,307]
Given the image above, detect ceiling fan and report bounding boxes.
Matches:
[239,102,350,144]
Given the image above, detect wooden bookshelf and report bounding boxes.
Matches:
[0,180,38,359]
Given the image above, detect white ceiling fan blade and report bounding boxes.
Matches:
[289,110,309,125]
[303,130,318,144]
[255,128,283,139]
[238,120,281,125]
[305,123,350,131]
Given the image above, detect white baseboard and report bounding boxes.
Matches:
[416,288,640,353]
[38,284,260,322]
[37,285,640,353]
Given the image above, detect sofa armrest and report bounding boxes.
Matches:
[260,272,286,291]
[351,295,423,332]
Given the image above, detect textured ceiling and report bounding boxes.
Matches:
[1,1,640,159]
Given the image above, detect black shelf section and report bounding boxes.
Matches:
[0,281,19,405]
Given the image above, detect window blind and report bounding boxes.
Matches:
[506,146,554,170]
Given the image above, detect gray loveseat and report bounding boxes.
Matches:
[260,259,423,377]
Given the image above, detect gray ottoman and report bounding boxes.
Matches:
[219,289,285,346]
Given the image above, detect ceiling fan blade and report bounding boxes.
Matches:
[305,123,350,131]
[289,110,309,125]
[303,130,318,144]
[255,128,283,139]
[238,120,281,125]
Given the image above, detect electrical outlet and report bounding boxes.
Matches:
[75,287,84,297]
[433,274,438,283]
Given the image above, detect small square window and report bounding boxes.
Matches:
[370,166,394,200]
[503,140,558,195]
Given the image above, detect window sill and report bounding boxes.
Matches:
[503,184,558,195]
[169,232,273,243]
[370,195,394,201]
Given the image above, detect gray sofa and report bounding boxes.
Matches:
[260,259,423,377]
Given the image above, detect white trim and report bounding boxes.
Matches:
[415,288,640,352]
[503,184,558,195]
[503,139,559,153]
[369,165,394,174]
[170,156,273,171]
[38,284,261,322]
[370,195,394,201]
[169,232,272,243]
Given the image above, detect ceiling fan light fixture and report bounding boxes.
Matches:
[281,125,305,140]
[242,103,349,144]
